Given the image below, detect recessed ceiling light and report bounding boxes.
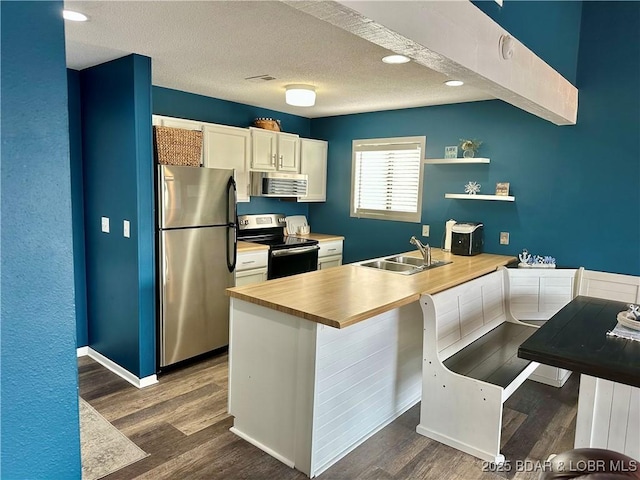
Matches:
[63,10,88,22]
[444,80,464,87]
[382,55,410,64]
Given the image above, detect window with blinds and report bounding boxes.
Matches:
[351,136,425,222]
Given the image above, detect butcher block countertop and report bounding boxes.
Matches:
[295,233,345,242]
[227,249,516,329]
[237,241,269,253]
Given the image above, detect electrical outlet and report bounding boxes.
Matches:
[101,216,110,233]
[422,225,430,237]
[500,232,510,245]
[123,220,130,238]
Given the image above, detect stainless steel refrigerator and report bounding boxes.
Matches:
[157,164,237,368]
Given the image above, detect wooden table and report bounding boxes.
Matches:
[518,295,640,460]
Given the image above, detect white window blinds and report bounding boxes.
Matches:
[351,137,425,222]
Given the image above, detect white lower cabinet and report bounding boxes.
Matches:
[318,240,343,270]
[235,249,268,286]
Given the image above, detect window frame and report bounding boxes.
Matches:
[350,136,426,223]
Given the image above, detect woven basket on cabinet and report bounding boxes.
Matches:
[153,126,203,167]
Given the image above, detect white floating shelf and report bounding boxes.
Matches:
[445,193,515,202]
[424,157,490,164]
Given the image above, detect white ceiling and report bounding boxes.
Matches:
[64,0,494,118]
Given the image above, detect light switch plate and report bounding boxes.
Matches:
[123,220,130,238]
[101,216,110,233]
[500,232,509,245]
[422,225,430,237]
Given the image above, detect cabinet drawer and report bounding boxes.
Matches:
[236,250,268,271]
[318,240,343,258]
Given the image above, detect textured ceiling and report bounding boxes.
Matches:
[64,0,494,118]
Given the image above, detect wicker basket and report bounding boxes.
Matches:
[154,126,202,167]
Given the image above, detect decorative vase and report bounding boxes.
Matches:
[463,149,475,158]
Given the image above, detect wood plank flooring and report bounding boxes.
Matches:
[79,354,579,479]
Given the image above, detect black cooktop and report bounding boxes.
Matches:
[249,235,318,250]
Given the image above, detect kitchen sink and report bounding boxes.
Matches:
[359,260,420,274]
[385,256,452,269]
[384,256,426,266]
[359,258,452,275]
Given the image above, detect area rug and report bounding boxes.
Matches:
[79,398,148,480]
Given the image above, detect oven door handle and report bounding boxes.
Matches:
[270,245,320,257]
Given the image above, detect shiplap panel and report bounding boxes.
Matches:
[435,295,461,350]
[579,270,640,303]
[482,274,505,323]
[459,285,484,337]
[312,303,423,474]
[509,269,577,320]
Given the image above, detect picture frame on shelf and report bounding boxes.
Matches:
[444,146,458,158]
[495,182,510,196]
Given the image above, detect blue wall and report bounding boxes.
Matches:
[472,1,582,84]
[1,1,81,478]
[153,86,312,216]
[68,69,89,347]
[309,2,639,276]
[80,55,156,377]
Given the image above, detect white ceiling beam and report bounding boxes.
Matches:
[286,0,578,125]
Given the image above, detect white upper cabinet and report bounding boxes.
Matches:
[250,128,300,173]
[298,138,328,202]
[203,124,251,203]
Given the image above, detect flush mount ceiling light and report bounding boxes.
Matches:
[382,54,410,64]
[285,84,316,107]
[63,9,88,21]
[444,80,464,87]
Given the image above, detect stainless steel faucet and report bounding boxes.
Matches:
[410,236,431,266]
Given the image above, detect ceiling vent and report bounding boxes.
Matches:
[245,74,276,83]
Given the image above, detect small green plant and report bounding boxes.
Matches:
[459,139,483,152]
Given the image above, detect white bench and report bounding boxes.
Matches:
[507,268,578,387]
[416,267,540,464]
[416,265,640,464]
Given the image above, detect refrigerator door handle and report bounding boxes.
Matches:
[227,175,237,272]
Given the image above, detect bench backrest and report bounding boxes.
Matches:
[431,269,510,360]
[575,267,640,303]
[507,268,578,321]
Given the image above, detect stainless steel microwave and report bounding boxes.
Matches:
[250,172,308,198]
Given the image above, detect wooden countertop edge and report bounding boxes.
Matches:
[228,255,515,329]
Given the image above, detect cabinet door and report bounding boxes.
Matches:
[298,138,327,202]
[250,128,277,171]
[277,133,300,172]
[203,124,251,202]
[235,269,268,286]
[318,256,342,270]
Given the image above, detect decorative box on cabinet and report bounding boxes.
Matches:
[249,127,299,172]
[235,250,268,286]
[298,138,328,202]
[203,124,251,203]
[318,240,343,270]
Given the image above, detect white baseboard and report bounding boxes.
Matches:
[79,347,158,389]
[230,426,295,468]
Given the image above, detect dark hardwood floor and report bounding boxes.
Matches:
[79,354,578,479]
